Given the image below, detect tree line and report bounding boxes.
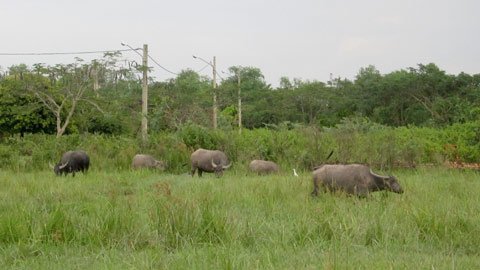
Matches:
[1,52,479,137]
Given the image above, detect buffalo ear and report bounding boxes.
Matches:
[382,178,391,188]
[388,175,398,183]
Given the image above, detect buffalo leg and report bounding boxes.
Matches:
[191,167,197,177]
[198,170,203,177]
[311,181,320,196]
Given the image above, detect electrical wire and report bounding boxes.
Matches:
[147,54,178,76]
[121,43,178,75]
[0,48,140,56]
[196,64,210,73]
[216,70,224,81]
[0,46,212,78]
[192,55,223,80]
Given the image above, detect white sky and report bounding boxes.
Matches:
[1,0,479,87]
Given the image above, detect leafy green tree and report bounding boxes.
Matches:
[219,66,271,129]
[370,70,425,126]
[1,59,479,135]
[279,76,294,90]
[149,70,211,131]
[0,75,55,135]
[25,63,105,137]
[405,63,467,126]
[273,78,355,127]
[353,65,384,117]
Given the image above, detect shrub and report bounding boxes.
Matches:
[0,122,478,172]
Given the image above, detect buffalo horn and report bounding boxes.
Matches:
[59,161,69,169]
[222,162,232,169]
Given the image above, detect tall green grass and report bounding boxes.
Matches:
[0,168,479,268]
[1,121,479,174]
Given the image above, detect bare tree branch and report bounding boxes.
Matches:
[32,91,59,115]
[80,98,105,114]
[408,93,441,120]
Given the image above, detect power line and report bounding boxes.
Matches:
[121,42,178,76]
[196,66,225,81]
[0,46,198,78]
[147,54,178,76]
[0,48,140,56]
[192,55,224,80]
[196,64,210,73]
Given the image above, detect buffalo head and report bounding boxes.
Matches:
[211,159,231,177]
[384,175,404,194]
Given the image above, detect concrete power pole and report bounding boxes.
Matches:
[141,44,148,141]
[192,54,218,129]
[212,56,218,129]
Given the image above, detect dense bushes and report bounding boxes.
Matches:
[0,121,478,173]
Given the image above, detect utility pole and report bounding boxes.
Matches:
[141,44,148,141]
[212,56,217,129]
[192,55,218,129]
[237,69,242,134]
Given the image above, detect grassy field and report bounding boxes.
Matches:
[0,168,479,269]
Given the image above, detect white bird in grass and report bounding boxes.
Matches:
[293,168,299,177]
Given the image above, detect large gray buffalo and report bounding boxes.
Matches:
[311,164,403,197]
[132,154,166,170]
[51,150,90,177]
[190,148,231,177]
[249,160,279,175]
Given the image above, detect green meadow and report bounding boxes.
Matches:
[0,168,479,269]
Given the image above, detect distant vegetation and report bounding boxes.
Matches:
[1,54,479,134]
[0,53,479,167]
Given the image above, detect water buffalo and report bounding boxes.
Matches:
[51,150,90,177]
[190,148,231,177]
[311,164,403,197]
[249,160,279,175]
[132,154,166,170]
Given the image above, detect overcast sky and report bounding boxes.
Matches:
[1,0,479,86]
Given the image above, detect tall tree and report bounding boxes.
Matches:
[0,74,55,135]
[353,65,384,117]
[219,66,271,128]
[408,63,457,125]
[149,69,211,130]
[26,62,103,137]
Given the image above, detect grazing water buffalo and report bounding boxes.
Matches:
[51,150,90,177]
[132,154,165,170]
[249,160,279,175]
[311,164,403,197]
[190,148,231,177]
